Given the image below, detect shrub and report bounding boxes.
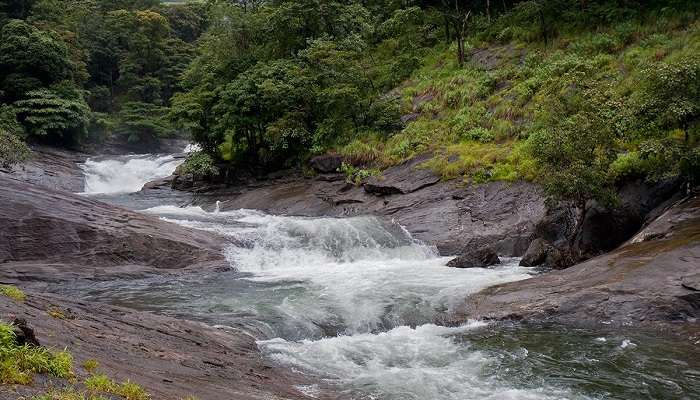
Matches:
[0,108,30,168]
[179,151,220,178]
[339,162,379,185]
[463,127,495,143]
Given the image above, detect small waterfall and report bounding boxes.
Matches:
[80,145,195,195]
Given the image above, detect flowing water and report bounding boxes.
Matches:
[70,152,700,400]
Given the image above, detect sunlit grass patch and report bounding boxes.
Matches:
[0,285,26,301]
[0,321,74,384]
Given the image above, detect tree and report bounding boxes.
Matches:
[0,20,75,102]
[116,101,171,144]
[213,59,313,165]
[14,85,90,143]
[0,105,30,168]
[529,86,619,246]
[633,55,700,145]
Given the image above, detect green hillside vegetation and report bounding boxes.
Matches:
[170,0,698,212]
[0,0,698,211]
[0,0,208,149]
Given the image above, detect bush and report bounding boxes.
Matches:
[179,151,220,178]
[0,130,30,168]
[463,127,495,143]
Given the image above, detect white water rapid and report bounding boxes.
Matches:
[80,145,199,194]
[138,205,590,400]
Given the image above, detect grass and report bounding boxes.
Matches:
[85,374,150,400]
[82,359,99,373]
[0,321,73,385]
[32,389,109,400]
[48,307,66,319]
[1,320,150,400]
[339,11,699,184]
[0,285,26,301]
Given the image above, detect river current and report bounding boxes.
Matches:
[70,151,700,400]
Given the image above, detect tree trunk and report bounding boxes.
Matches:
[569,200,587,250]
[539,9,548,47]
[444,15,451,43]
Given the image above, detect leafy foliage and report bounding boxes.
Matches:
[115,102,171,144]
[14,86,90,142]
[179,150,219,178]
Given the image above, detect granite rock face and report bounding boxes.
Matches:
[0,175,227,284]
[457,196,700,331]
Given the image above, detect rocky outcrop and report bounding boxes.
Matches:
[446,247,500,268]
[457,195,700,332]
[364,155,440,195]
[0,291,325,400]
[309,154,343,173]
[519,238,551,267]
[0,175,227,284]
[166,169,549,257]
[0,145,86,193]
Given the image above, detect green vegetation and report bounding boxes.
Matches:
[167,0,698,212]
[84,374,150,400]
[0,285,26,301]
[0,321,73,385]
[0,315,151,399]
[1,0,698,210]
[0,0,207,164]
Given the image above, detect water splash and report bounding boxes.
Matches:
[142,206,533,335]
[81,154,182,194]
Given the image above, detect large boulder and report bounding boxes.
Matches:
[309,154,343,173]
[364,155,440,195]
[0,175,227,284]
[447,246,501,269]
[459,195,700,331]
[519,238,551,267]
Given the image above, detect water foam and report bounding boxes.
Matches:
[259,322,581,400]
[143,206,534,334]
[80,154,182,194]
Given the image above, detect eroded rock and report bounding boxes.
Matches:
[458,195,700,332]
[11,318,39,347]
[519,238,551,267]
[309,154,343,173]
[447,247,500,269]
[364,155,440,195]
[0,175,226,284]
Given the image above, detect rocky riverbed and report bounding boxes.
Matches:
[1,146,698,399]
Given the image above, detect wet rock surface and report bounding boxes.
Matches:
[458,196,700,332]
[0,175,227,285]
[170,169,549,257]
[519,238,551,267]
[0,292,324,400]
[0,145,87,193]
[309,154,343,173]
[447,247,501,268]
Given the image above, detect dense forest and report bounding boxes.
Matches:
[1,0,699,211]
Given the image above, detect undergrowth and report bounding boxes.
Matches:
[339,9,700,185]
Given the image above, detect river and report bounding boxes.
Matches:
[67,151,700,400]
